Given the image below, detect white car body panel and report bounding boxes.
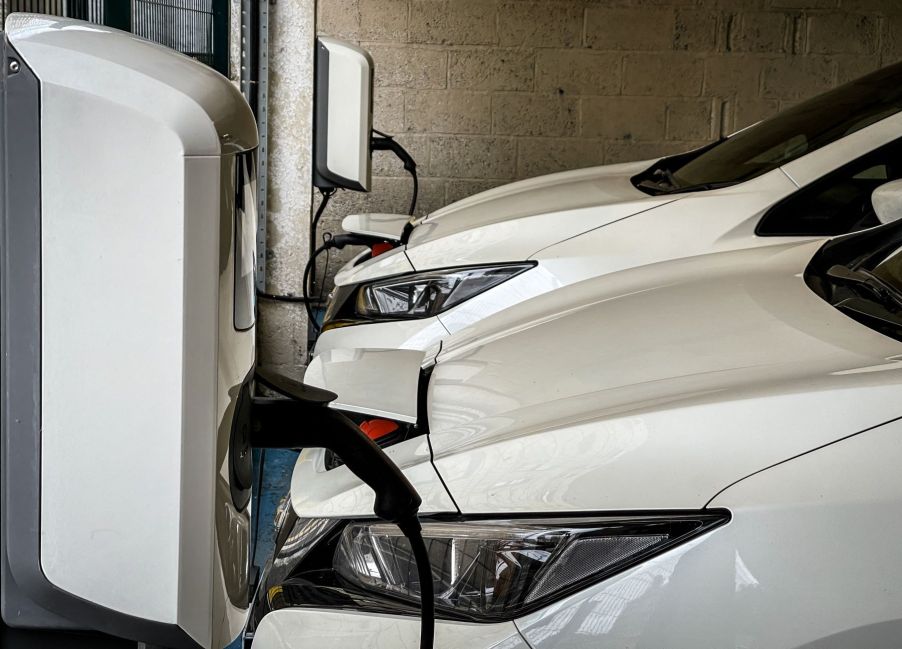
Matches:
[299,241,902,518]
[435,263,564,335]
[341,212,409,242]
[314,317,448,354]
[424,241,902,512]
[315,103,902,366]
[517,417,902,649]
[253,609,529,649]
[318,169,798,352]
[406,198,678,270]
[305,348,426,422]
[263,236,902,649]
[289,435,457,518]
[333,244,413,286]
[531,168,800,286]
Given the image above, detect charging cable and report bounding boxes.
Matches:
[372,130,419,216]
[398,517,436,649]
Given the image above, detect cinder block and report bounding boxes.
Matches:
[582,96,666,141]
[820,0,883,11]
[368,44,447,88]
[410,0,498,46]
[833,55,882,84]
[666,98,714,141]
[449,48,535,91]
[492,93,578,137]
[640,0,715,5]
[808,13,879,55]
[586,7,675,51]
[604,140,698,165]
[734,97,779,129]
[623,53,704,96]
[430,135,517,179]
[884,14,902,61]
[373,87,405,133]
[445,179,507,205]
[704,56,763,97]
[317,0,360,40]
[516,138,605,180]
[535,50,621,96]
[674,9,721,52]
[359,0,409,41]
[405,89,492,134]
[730,12,790,53]
[762,57,834,99]
[498,1,582,48]
[703,0,767,7]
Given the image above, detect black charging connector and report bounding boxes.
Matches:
[250,367,435,649]
[372,131,419,216]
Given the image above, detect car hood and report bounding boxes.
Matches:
[400,160,678,270]
[426,239,902,513]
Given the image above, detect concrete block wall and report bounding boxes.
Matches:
[310,0,901,290]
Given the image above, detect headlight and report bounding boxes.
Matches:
[355,263,534,320]
[254,512,728,623]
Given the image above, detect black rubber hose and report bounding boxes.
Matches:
[257,291,310,303]
[409,170,419,217]
[309,189,335,292]
[399,517,435,649]
[303,244,329,333]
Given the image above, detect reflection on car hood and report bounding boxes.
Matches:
[427,240,902,513]
[402,160,678,269]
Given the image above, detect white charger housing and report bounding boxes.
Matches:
[313,36,374,192]
[1,14,258,649]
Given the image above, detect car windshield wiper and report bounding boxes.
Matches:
[636,167,679,194]
[636,177,738,196]
[652,180,740,195]
[634,137,731,196]
[827,264,902,310]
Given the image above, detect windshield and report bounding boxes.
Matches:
[635,61,902,194]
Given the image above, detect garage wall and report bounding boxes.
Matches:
[314,0,902,246]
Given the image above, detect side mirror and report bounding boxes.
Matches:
[871,179,902,225]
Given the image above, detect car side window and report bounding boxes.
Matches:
[757,140,902,237]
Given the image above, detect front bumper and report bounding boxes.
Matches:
[252,610,529,649]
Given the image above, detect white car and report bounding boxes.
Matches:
[249,208,902,648]
[315,62,902,362]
